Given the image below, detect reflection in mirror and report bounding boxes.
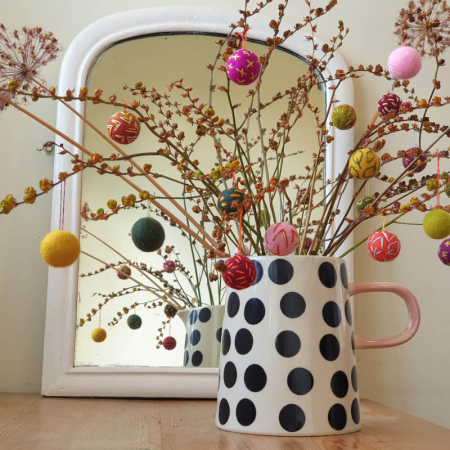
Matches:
[75,33,325,368]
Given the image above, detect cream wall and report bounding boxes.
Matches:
[1,0,449,430]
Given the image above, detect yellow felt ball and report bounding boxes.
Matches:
[423,209,450,239]
[348,148,381,180]
[91,327,107,343]
[40,230,80,268]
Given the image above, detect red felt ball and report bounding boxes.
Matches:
[367,230,401,262]
[107,111,141,145]
[163,336,177,350]
[222,254,256,290]
[378,93,402,117]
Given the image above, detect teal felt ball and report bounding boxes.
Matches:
[131,217,165,252]
[127,314,142,330]
[217,187,245,214]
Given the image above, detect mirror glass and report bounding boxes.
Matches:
[74,33,325,368]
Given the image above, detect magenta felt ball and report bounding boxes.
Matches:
[378,93,402,116]
[388,47,422,79]
[222,254,256,290]
[226,49,261,86]
[438,239,450,265]
[367,230,401,262]
[163,260,176,273]
[264,222,299,256]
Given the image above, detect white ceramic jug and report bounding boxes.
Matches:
[215,256,420,436]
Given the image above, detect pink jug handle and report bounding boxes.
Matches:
[348,282,420,350]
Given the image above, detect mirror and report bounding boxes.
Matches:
[75,33,326,368]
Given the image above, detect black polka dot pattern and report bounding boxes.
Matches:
[268,259,294,285]
[280,292,306,319]
[184,351,189,366]
[340,263,348,289]
[244,298,265,325]
[199,307,211,323]
[287,368,314,395]
[244,364,267,392]
[345,300,353,326]
[275,331,301,357]
[236,399,256,426]
[192,350,203,367]
[351,398,360,424]
[222,329,231,355]
[351,366,358,392]
[318,262,337,288]
[218,399,230,425]
[189,309,198,325]
[227,293,240,318]
[279,404,306,432]
[330,371,349,398]
[252,260,263,285]
[190,330,201,346]
[216,327,222,343]
[320,334,340,361]
[322,301,342,328]
[351,331,356,355]
[224,362,237,388]
[328,404,347,431]
[235,328,253,355]
[184,334,188,349]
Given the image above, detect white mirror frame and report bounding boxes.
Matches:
[41,6,354,398]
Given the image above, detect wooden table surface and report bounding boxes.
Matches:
[0,394,449,449]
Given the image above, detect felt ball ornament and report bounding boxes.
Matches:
[378,93,402,117]
[356,196,378,214]
[127,314,142,330]
[217,187,246,215]
[40,230,80,268]
[163,336,177,350]
[131,217,165,252]
[300,237,313,255]
[117,265,132,280]
[226,48,261,86]
[388,46,422,80]
[402,148,427,174]
[423,209,450,239]
[438,238,450,265]
[264,222,299,256]
[163,260,176,273]
[348,148,381,180]
[331,104,357,130]
[164,304,178,319]
[91,327,107,343]
[106,111,141,145]
[367,230,401,262]
[297,188,310,203]
[221,254,256,290]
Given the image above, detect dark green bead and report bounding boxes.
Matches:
[127,314,142,330]
[217,187,245,214]
[131,217,165,252]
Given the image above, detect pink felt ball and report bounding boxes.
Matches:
[388,47,422,80]
[163,260,176,273]
[264,222,299,256]
[226,49,261,86]
[367,230,401,262]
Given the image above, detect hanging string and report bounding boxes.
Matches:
[59,179,66,230]
[120,98,131,112]
[236,26,251,49]
[232,169,237,187]
[382,215,386,231]
[147,197,152,218]
[414,127,419,148]
[237,207,244,255]
[365,180,370,197]
[389,79,394,93]
[98,307,102,328]
[169,318,172,337]
[344,78,346,104]
[437,150,441,209]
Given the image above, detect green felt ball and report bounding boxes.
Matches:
[127,314,142,330]
[332,104,357,130]
[131,217,165,252]
[423,209,450,239]
[356,196,377,213]
[217,187,245,214]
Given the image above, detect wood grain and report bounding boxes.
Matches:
[0,394,448,450]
